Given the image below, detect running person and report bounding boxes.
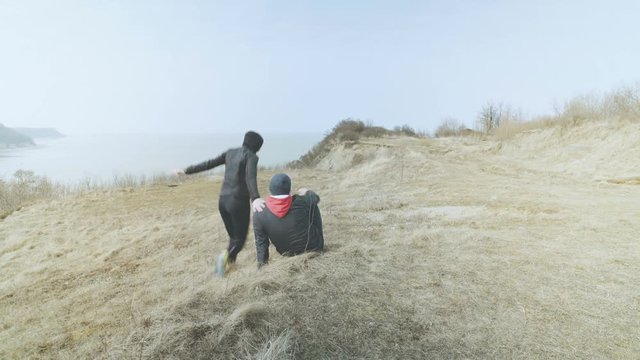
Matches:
[177,131,266,267]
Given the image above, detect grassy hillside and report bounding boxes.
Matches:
[0,124,35,148]
[1,119,640,358]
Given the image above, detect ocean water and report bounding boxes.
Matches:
[0,133,323,184]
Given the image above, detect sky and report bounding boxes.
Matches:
[1,0,640,134]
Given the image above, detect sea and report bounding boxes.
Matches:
[0,133,324,184]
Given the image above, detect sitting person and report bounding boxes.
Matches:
[253,173,324,268]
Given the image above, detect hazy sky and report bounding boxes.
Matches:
[1,0,639,134]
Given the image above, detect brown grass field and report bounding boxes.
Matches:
[1,119,640,359]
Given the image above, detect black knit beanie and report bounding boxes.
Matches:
[243,131,263,153]
[269,173,291,196]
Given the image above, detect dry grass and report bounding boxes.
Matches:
[0,171,177,219]
[491,84,640,139]
[434,118,479,138]
[559,85,640,125]
[0,170,62,219]
[491,117,552,140]
[2,123,640,359]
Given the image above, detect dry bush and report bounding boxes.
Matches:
[557,85,640,125]
[435,119,467,137]
[560,94,602,125]
[477,102,505,133]
[361,126,389,138]
[290,119,367,168]
[332,118,366,134]
[0,171,176,219]
[492,118,551,140]
[603,85,640,119]
[0,170,62,217]
[490,84,640,139]
[488,108,557,139]
[337,129,360,142]
[289,119,421,168]
[393,124,417,136]
[476,103,523,134]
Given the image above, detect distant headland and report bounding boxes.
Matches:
[12,127,65,139]
[0,124,64,148]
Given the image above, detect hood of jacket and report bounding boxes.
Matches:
[243,131,264,153]
[266,195,292,218]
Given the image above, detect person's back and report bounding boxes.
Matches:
[253,174,324,267]
[184,132,262,202]
[219,146,259,200]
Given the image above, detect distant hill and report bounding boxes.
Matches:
[13,127,64,139]
[0,124,35,148]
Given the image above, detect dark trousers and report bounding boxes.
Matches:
[218,194,250,262]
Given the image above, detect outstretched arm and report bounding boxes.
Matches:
[184,152,226,175]
[253,216,270,268]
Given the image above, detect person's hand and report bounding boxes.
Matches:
[297,188,309,196]
[173,169,186,176]
[252,198,266,212]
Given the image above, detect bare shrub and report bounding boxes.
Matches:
[435,118,467,137]
[469,84,640,140]
[290,119,414,168]
[604,86,640,119]
[0,171,176,218]
[332,118,366,134]
[393,124,417,136]
[361,126,389,138]
[492,107,525,139]
[477,102,504,133]
[338,129,360,142]
[558,94,602,126]
[0,170,62,217]
[557,85,640,125]
[474,103,529,139]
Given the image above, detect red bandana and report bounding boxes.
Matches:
[266,195,293,218]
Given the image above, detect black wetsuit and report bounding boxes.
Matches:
[184,132,263,262]
[253,191,324,267]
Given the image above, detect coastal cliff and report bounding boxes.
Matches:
[0,124,35,148]
[12,127,64,139]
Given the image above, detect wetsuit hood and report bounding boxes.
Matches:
[243,131,263,153]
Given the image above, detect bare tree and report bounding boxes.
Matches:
[477,103,504,133]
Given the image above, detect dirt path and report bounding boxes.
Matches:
[1,134,639,359]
